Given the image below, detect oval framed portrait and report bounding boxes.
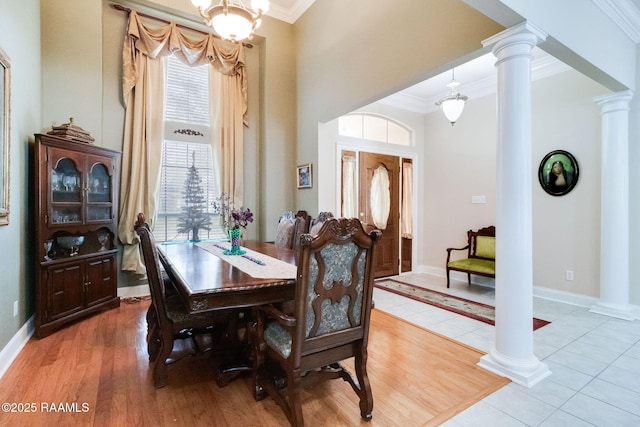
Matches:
[538,150,579,196]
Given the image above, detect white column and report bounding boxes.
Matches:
[479,22,551,387]
[591,91,636,320]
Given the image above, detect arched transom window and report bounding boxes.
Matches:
[338,114,412,146]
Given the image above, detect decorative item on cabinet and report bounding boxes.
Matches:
[33,131,121,338]
[56,235,85,257]
[47,117,95,144]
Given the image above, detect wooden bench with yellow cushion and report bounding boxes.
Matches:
[445,226,495,288]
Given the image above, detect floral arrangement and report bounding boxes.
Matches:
[212,193,254,231]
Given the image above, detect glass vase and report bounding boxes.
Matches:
[224,227,246,255]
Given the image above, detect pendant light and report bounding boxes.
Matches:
[435,69,468,126]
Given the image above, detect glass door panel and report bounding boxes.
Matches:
[51,158,81,203]
[87,207,112,222]
[51,206,82,224]
[87,163,111,203]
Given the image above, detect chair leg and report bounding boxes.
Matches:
[153,329,174,388]
[446,269,451,288]
[467,272,471,286]
[251,317,267,401]
[286,369,304,427]
[146,306,160,362]
[354,346,373,421]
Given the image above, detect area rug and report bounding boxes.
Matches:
[375,278,550,330]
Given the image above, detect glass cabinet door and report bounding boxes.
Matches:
[51,157,82,224]
[86,160,113,222]
[88,163,111,203]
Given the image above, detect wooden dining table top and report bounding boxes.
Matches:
[157,240,297,313]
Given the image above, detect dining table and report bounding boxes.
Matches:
[156,239,298,385]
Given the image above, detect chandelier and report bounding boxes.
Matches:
[435,69,468,126]
[191,0,270,42]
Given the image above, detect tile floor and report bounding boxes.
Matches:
[372,273,640,427]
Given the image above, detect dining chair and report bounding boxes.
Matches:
[291,210,312,251]
[252,217,381,426]
[274,210,295,248]
[134,213,231,388]
[309,211,334,236]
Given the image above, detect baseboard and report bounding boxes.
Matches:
[117,284,150,299]
[1,286,149,380]
[415,264,601,309]
[0,315,34,380]
[532,285,598,308]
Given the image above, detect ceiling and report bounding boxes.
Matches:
[266,0,315,23]
[266,0,640,114]
[376,48,571,115]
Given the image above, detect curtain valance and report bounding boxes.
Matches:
[122,11,247,124]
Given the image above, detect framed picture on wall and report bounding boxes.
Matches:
[0,47,10,226]
[297,163,312,189]
[538,150,579,196]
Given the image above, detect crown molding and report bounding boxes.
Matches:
[266,0,315,24]
[592,0,640,43]
[379,54,570,115]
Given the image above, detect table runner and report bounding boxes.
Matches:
[195,241,297,279]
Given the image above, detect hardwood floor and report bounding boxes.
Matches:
[0,298,509,426]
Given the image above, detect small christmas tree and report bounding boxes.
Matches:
[176,152,211,241]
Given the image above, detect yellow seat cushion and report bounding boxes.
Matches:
[447,258,495,275]
[475,236,495,259]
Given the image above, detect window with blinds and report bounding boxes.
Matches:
[154,55,225,242]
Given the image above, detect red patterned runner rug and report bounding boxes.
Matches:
[375,278,550,331]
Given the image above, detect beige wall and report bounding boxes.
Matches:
[531,71,605,297]
[41,0,103,136]
[0,0,41,351]
[106,1,297,243]
[41,0,297,257]
[423,93,497,273]
[295,1,638,305]
[426,69,607,298]
[293,0,504,213]
[2,0,637,358]
[318,69,607,301]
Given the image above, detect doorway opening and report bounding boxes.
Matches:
[337,114,415,279]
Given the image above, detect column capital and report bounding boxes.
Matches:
[593,90,634,114]
[482,21,547,59]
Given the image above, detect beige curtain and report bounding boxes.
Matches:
[370,166,390,230]
[401,161,413,239]
[210,69,246,207]
[341,154,357,218]
[118,11,247,273]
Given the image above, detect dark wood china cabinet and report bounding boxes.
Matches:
[34,132,121,338]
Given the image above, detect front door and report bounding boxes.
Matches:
[358,152,399,278]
